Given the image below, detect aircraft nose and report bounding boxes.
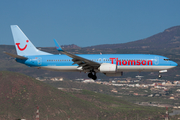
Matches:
[171,61,178,67]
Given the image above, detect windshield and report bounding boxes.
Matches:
[164,59,170,61]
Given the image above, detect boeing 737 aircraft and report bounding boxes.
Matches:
[4,25,178,80]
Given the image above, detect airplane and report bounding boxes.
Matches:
[4,25,178,80]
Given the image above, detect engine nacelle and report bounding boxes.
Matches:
[105,72,123,77]
[98,63,117,73]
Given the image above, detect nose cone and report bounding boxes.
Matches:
[171,61,178,67]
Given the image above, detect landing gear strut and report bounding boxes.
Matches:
[158,74,162,78]
[88,70,97,80]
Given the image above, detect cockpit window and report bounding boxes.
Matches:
[164,59,170,61]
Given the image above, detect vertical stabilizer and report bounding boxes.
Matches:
[11,25,52,56]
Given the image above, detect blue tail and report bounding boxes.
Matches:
[11,25,52,56]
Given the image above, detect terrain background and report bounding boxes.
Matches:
[0,26,180,119]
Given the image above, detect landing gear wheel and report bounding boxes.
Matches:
[92,75,97,80]
[88,73,93,78]
[158,74,162,78]
[88,70,97,80]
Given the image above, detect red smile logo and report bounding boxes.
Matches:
[16,40,29,51]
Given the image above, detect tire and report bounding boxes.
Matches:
[88,73,93,78]
[158,74,162,78]
[92,75,97,80]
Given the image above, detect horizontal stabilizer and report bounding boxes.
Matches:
[4,51,28,60]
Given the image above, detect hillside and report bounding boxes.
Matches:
[85,26,180,50]
[0,71,165,120]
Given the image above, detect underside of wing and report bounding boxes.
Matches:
[62,51,100,71]
[53,39,100,71]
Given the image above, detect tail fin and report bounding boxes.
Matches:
[11,25,52,56]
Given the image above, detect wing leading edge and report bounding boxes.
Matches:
[53,39,100,71]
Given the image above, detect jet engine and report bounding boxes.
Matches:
[98,63,117,73]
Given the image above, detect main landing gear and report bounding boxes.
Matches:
[88,70,97,80]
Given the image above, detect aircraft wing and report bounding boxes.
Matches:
[4,51,28,60]
[53,39,100,70]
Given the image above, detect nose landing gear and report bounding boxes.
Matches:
[158,74,162,78]
[158,70,167,78]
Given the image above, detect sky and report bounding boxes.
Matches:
[0,0,180,47]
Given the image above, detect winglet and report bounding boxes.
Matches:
[53,39,63,51]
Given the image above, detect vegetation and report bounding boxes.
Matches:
[0,71,167,119]
[45,80,180,106]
